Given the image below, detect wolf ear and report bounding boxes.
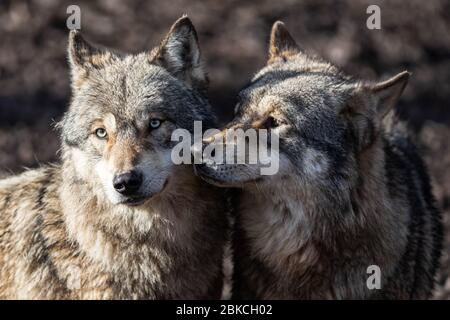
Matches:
[268,21,301,64]
[152,16,207,91]
[370,71,410,119]
[344,71,410,149]
[68,31,114,87]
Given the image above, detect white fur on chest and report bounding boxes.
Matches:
[240,189,316,269]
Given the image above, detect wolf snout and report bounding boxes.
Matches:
[191,139,217,164]
[113,170,143,196]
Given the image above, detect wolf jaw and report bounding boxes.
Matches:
[196,21,442,299]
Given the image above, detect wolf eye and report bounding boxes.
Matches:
[95,128,108,139]
[263,116,280,128]
[149,119,162,130]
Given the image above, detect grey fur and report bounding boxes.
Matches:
[196,21,442,299]
[0,16,226,299]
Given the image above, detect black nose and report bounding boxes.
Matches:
[113,171,142,195]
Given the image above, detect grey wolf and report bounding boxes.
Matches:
[195,21,442,299]
[0,16,227,299]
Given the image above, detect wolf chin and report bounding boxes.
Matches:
[196,22,443,299]
[0,17,227,299]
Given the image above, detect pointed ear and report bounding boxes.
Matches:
[68,30,114,87]
[152,16,207,91]
[342,71,410,150]
[370,71,410,119]
[268,21,301,64]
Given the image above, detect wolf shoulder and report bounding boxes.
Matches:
[0,165,61,215]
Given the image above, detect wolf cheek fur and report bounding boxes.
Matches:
[0,17,227,299]
[196,21,442,299]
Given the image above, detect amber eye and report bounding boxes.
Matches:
[149,119,162,130]
[95,128,108,139]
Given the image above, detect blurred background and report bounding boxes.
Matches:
[0,0,449,298]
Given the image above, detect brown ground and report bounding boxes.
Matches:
[0,0,449,298]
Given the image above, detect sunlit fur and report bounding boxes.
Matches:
[0,17,227,299]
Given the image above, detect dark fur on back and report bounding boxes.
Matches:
[379,124,442,298]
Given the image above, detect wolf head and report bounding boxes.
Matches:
[61,16,214,206]
[196,21,409,191]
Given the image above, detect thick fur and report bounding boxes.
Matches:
[196,22,442,299]
[0,17,227,299]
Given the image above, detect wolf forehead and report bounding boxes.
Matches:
[72,56,207,119]
[238,57,353,116]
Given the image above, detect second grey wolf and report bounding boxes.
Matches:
[0,17,227,299]
[195,22,442,299]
